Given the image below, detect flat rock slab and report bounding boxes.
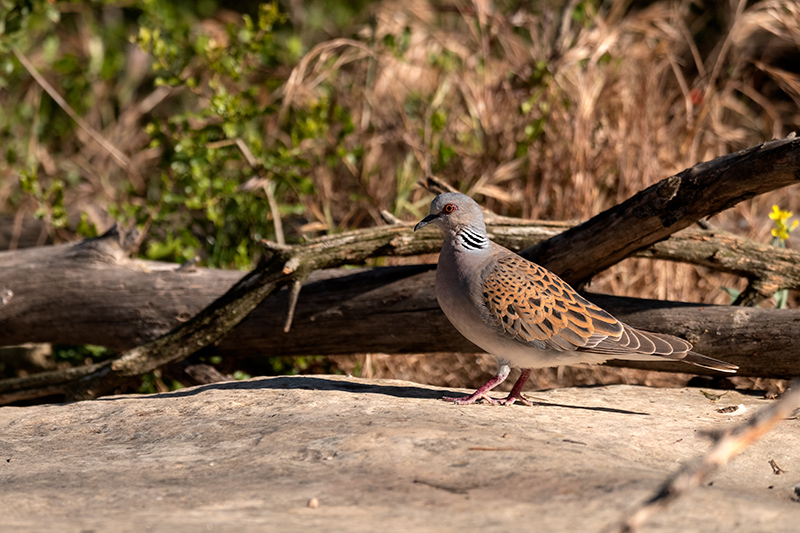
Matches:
[1,376,798,532]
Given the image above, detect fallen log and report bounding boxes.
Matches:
[2,135,800,402]
[0,226,798,380]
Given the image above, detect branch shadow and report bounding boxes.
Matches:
[526,399,649,416]
[96,375,651,415]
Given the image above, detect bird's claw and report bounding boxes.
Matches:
[495,393,533,406]
[442,394,493,405]
[442,392,532,406]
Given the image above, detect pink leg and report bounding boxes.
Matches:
[443,365,533,406]
[442,371,509,405]
[496,368,532,406]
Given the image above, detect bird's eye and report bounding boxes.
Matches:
[443,204,456,213]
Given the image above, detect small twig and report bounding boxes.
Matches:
[552,0,582,61]
[283,279,303,333]
[612,380,800,533]
[219,138,286,245]
[418,176,458,195]
[768,459,786,475]
[380,210,402,225]
[131,203,161,257]
[731,279,774,307]
[12,48,133,173]
[264,179,285,246]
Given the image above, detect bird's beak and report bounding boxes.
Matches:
[414,214,438,231]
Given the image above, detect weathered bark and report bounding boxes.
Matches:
[0,229,245,350]
[0,230,298,403]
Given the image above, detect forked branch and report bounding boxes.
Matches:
[0,224,419,403]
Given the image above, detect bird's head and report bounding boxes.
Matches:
[414,192,486,234]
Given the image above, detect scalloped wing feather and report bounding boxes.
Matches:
[478,250,704,360]
[468,241,737,372]
[479,253,624,352]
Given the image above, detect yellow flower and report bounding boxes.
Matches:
[769,205,790,223]
[772,227,788,240]
[770,205,797,242]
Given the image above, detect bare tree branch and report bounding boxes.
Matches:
[0,223,423,403]
[523,134,800,286]
[610,379,800,533]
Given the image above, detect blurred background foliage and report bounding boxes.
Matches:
[1,0,799,393]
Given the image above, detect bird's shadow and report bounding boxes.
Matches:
[96,376,650,415]
[522,398,649,416]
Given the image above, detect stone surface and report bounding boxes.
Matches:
[1,376,799,532]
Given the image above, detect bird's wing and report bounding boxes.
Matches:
[478,252,625,352]
[477,249,737,371]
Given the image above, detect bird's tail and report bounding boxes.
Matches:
[680,351,738,373]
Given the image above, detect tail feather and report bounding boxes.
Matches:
[679,351,738,373]
[581,323,738,373]
[575,318,738,373]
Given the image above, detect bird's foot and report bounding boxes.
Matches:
[442,391,531,406]
[493,392,533,406]
[442,368,533,406]
[497,369,533,405]
[442,392,499,405]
